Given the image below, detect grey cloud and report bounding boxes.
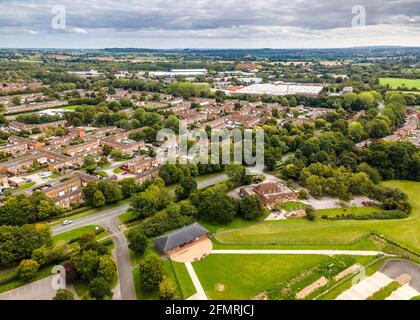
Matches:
[0,0,419,48]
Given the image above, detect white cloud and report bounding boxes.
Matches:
[0,0,419,48]
[72,27,88,34]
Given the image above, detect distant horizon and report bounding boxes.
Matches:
[2,45,420,51]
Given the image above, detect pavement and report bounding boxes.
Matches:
[380,259,420,291]
[303,195,372,210]
[211,250,387,256]
[0,276,57,300]
[185,262,207,300]
[170,237,213,263]
[109,220,136,300]
[336,272,394,300]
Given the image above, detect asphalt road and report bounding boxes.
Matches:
[49,173,229,300]
[51,173,228,236]
[110,221,136,300]
[51,204,130,235]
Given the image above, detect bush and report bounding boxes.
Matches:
[159,278,176,300]
[17,259,39,281]
[325,210,409,220]
[305,206,316,221]
[88,277,113,300]
[53,289,74,300]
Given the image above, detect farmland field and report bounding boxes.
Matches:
[379,78,420,90]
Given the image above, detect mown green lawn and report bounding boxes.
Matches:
[316,206,383,217]
[192,254,327,300]
[171,262,196,299]
[216,181,420,252]
[367,281,400,300]
[52,225,99,243]
[379,78,420,90]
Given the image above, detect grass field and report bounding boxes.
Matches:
[171,262,196,299]
[17,181,36,190]
[215,181,420,252]
[316,206,383,217]
[52,225,99,243]
[367,281,400,300]
[192,254,327,300]
[379,78,420,90]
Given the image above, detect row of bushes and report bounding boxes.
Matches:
[323,210,409,221]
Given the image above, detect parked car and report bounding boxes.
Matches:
[62,220,72,226]
[121,171,128,175]
[24,178,32,183]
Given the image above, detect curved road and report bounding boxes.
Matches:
[51,173,228,236]
[50,173,228,300]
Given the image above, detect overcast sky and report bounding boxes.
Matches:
[0,0,419,49]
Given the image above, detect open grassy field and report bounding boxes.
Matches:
[216,181,420,252]
[316,206,383,217]
[379,78,420,90]
[193,254,327,300]
[52,225,99,243]
[171,261,196,299]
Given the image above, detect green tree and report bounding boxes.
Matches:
[239,195,265,220]
[159,278,176,300]
[88,277,113,300]
[195,191,237,224]
[119,178,138,198]
[17,259,39,281]
[127,229,148,254]
[97,255,117,284]
[175,176,197,200]
[53,289,74,300]
[75,250,100,281]
[138,256,164,291]
[92,190,106,207]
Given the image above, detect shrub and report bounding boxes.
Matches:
[53,289,74,300]
[159,278,176,300]
[17,259,39,281]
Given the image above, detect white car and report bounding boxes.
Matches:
[62,220,72,226]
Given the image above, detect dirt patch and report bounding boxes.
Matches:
[296,276,329,299]
[216,284,225,292]
[252,292,268,300]
[396,274,412,286]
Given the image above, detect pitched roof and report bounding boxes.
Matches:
[154,222,209,253]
